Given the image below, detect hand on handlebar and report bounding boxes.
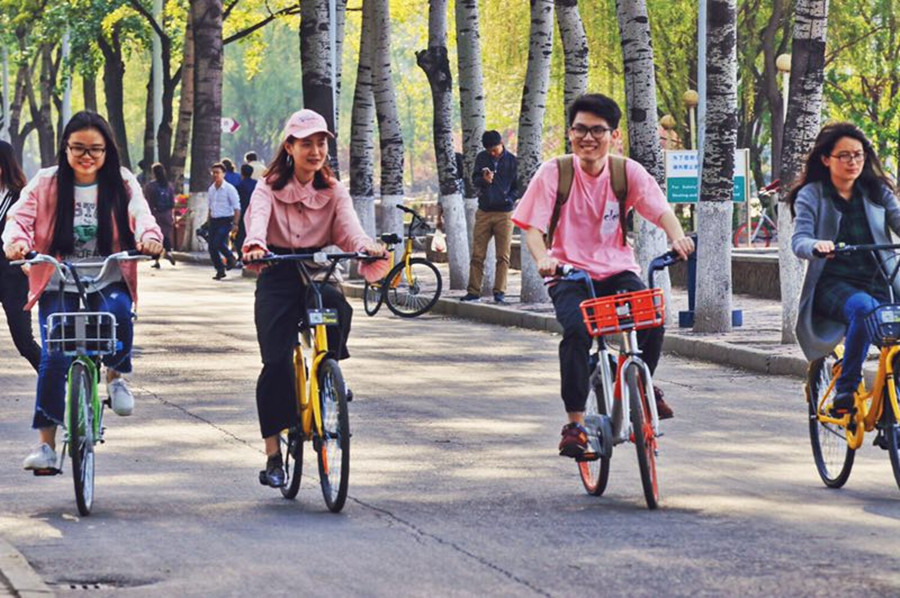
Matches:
[812,240,835,258]
[4,242,29,261]
[537,255,559,277]
[243,245,267,263]
[362,241,387,258]
[136,239,164,258]
[671,236,695,260]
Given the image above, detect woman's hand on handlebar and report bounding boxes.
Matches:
[4,242,28,261]
[137,239,163,257]
[813,240,835,258]
[671,236,695,260]
[362,240,387,258]
[243,245,267,263]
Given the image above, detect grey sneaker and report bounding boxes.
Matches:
[23,443,57,470]
[108,377,134,416]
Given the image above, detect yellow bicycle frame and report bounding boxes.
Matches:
[292,322,332,441]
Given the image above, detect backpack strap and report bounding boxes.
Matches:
[608,154,629,245]
[545,155,575,249]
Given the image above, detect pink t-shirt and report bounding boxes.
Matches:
[512,155,669,281]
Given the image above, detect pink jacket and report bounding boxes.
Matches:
[1,167,163,309]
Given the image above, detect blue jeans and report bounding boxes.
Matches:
[33,283,133,429]
[208,217,235,275]
[835,291,882,396]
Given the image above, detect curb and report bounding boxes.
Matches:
[0,538,53,597]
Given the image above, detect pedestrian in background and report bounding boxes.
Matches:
[206,162,240,280]
[143,162,177,269]
[244,151,266,181]
[0,140,41,371]
[234,163,257,257]
[222,158,242,188]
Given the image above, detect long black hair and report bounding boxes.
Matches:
[787,122,895,216]
[0,140,26,199]
[51,111,136,256]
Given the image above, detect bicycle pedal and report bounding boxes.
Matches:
[32,468,62,477]
[874,433,890,450]
[575,452,601,463]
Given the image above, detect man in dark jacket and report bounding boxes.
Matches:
[460,130,518,304]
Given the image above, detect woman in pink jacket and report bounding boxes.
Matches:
[3,111,163,471]
[242,109,385,488]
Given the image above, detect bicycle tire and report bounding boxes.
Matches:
[384,258,442,318]
[280,427,303,499]
[885,362,900,491]
[69,362,95,516]
[363,280,384,316]
[732,224,751,248]
[316,358,350,512]
[625,363,659,509]
[807,354,855,488]
[579,383,611,496]
[733,222,774,248]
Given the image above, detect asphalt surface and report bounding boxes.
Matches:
[1,261,900,596]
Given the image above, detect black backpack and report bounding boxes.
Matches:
[152,182,175,211]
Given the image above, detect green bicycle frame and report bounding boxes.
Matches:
[64,356,102,445]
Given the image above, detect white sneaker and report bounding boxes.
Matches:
[23,443,57,470]
[108,377,134,416]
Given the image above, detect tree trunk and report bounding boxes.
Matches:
[189,0,225,250]
[142,68,155,168]
[300,0,338,171]
[35,44,57,166]
[83,72,98,113]
[334,0,348,136]
[616,0,672,316]
[373,0,406,261]
[694,0,738,333]
[350,0,377,253]
[171,17,194,194]
[98,27,131,169]
[417,0,469,290]
[8,33,35,160]
[762,0,787,181]
[778,0,829,344]
[556,0,588,154]
[518,0,555,303]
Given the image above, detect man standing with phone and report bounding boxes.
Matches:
[461,130,518,304]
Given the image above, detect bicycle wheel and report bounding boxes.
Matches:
[579,382,611,496]
[755,222,775,247]
[280,427,303,499]
[384,258,442,318]
[732,224,751,247]
[363,280,384,316]
[316,359,350,512]
[625,362,658,509]
[69,362,95,516]
[807,354,855,488]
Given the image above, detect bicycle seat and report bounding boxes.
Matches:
[380,233,402,244]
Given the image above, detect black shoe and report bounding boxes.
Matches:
[259,454,285,488]
[493,292,507,304]
[874,431,890,450]
[213,272,226,280]
[460,293,480,302]
[150,261,161,269]
[345,387,353,402]
[166,252,176,266]
[829,392,855,417]
[654,386,674,420]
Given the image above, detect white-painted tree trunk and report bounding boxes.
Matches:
[778,0,829,344]
[615,0,672,319]
[417,0,469,289]
[694,0,737,333]
[300,0,338,169]
[188,191,209,252]
[556,0,588,154]
[518,0,555,303]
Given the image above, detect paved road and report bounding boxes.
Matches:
[1,263,900,596]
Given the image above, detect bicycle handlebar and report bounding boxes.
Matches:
[245,251,383,265]
[812,242,900,258]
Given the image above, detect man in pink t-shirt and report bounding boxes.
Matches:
[513,93,694,459]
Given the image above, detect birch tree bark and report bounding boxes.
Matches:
[778,0,829,344]
[518,0,555,303]
[455,0,494,295]
[350,0,376,245]
[300,0,338,171]
[98,26,131,168]
[373,0,406,262]
[556,0,588,154]
[417,0,469,289]
[694,0,737,333]
[616,0,672,315]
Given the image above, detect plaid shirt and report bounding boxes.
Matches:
[813,182,889,321]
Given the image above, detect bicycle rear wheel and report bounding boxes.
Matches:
[625,363,658,509]
[384,258,442,318]
[280,427,303,499]
[579,382,611,496]
[363,280,384,316]
[316,359,350,512]
[807,354,855,488]
[69,362,95,516]
[884,363,900,491]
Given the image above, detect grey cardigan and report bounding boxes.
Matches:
[792,181,900,360]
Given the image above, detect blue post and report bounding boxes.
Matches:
[678,236,742,327]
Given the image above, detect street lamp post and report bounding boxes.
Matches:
[683,90,699,150]
[776,53,791,123]
[660,114,677,149]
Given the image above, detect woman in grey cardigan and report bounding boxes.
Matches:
[790,123,900,416]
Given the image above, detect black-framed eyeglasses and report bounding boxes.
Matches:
[67,144,106,159]
[570,124,613,139]
[831,151,866,165]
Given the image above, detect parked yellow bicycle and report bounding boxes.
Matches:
[363,204,442,318]
[806,241,900,490]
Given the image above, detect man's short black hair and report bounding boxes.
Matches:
[482,130,502,149]
[567,93,622,130]
[240,164,253,178]
[244,151,258,162]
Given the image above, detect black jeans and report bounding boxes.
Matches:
[254,262,352,438]
[0,256,41,371]
[549,270,664,413]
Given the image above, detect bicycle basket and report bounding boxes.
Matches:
[579,288,665,337]
[45,312,118,356]
[865,304,900,347]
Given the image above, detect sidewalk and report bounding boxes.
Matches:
[170,250,809,379]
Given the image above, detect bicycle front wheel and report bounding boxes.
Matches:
[316,359,350,512]
[884,361,900,491]
[579,383,611,496]
[363,280,384,316]
[69,362,95,516]
[807,354,855,488]
[280,427,303,499]
[625,363,658,509]
[384,258,442,318]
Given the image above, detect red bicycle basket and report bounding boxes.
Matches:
[579,288,665,336]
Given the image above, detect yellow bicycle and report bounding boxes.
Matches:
[363,204,442,318]
[806,242,900,490]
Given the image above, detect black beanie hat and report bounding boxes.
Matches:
[482,130,502,149]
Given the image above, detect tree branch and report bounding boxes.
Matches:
[223,4,301,45]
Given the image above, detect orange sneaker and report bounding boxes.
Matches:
[558,422,588,458]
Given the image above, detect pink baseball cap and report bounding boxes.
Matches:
[282,109,334,142]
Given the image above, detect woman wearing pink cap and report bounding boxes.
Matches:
[242,109,386,488]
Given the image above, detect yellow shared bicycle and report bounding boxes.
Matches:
[806,241,900,490]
